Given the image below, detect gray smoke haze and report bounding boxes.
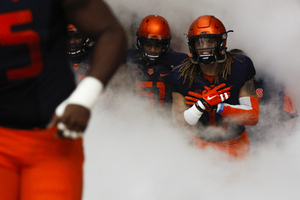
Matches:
[82,0,300,199]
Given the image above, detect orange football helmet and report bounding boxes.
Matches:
[187,15,233,64]
[67,24,79,33]
[67,24,94,62]
[136,15,171,63]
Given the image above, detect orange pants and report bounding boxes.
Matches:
[193,130,250,159]
[0,126,84,200]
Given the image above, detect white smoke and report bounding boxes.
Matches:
[83,0,300,199]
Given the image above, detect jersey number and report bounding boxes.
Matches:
[135,81,166,110]
[0,9,43,81]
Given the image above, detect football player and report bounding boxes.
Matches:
[125,15,189,117]
[0,0,127,199]
[67,24,94,83]
[171,15,259,158]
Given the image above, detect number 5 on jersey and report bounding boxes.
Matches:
[0,9,43,81]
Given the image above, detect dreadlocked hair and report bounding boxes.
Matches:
[174,51,242,88]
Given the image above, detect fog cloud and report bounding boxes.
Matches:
[83,1,300,199]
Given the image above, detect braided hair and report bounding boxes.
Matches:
[175,51,242,88]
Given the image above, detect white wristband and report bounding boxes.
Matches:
[184,104,203,125]
[55,76,104,117]
[68,76,104,109]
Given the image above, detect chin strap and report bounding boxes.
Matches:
[216,52,227,63]
[190,58,199,64]
[198,54,216,64]
[216,96,259,126]
[194,50,227,65]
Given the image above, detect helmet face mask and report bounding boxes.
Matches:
[67,24,94,62]
[136,15,171,63]
[187,15,231,64]
[136,36,170,63]
[68,34,84,54]
[189,34,223,64]
[142,40,163,61]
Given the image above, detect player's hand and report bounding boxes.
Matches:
[186,83,231,111]
[198,83,231,110]
[47,104,90,139]
[185,85,212,105]
[47,76,103,139]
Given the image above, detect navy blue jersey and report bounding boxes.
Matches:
[0,0,75,129]
[69,50,93,84]
[171,55,256,142]
[246,70,298,142]
[126,48,188,114]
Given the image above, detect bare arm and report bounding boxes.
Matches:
[48,0,127,138]
[172,92,192,127]
[239,78,257,98]
[64,0,127,85]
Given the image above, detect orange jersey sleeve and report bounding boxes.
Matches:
[217,96,259,126]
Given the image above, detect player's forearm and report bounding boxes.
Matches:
[216,96,259,125]
[172,92,197,126]
[64,0,128,85]
[88,27,127,85]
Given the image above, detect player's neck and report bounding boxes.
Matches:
[146,61,159,68]
[202,73,215,83]
[199,62,218,76]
